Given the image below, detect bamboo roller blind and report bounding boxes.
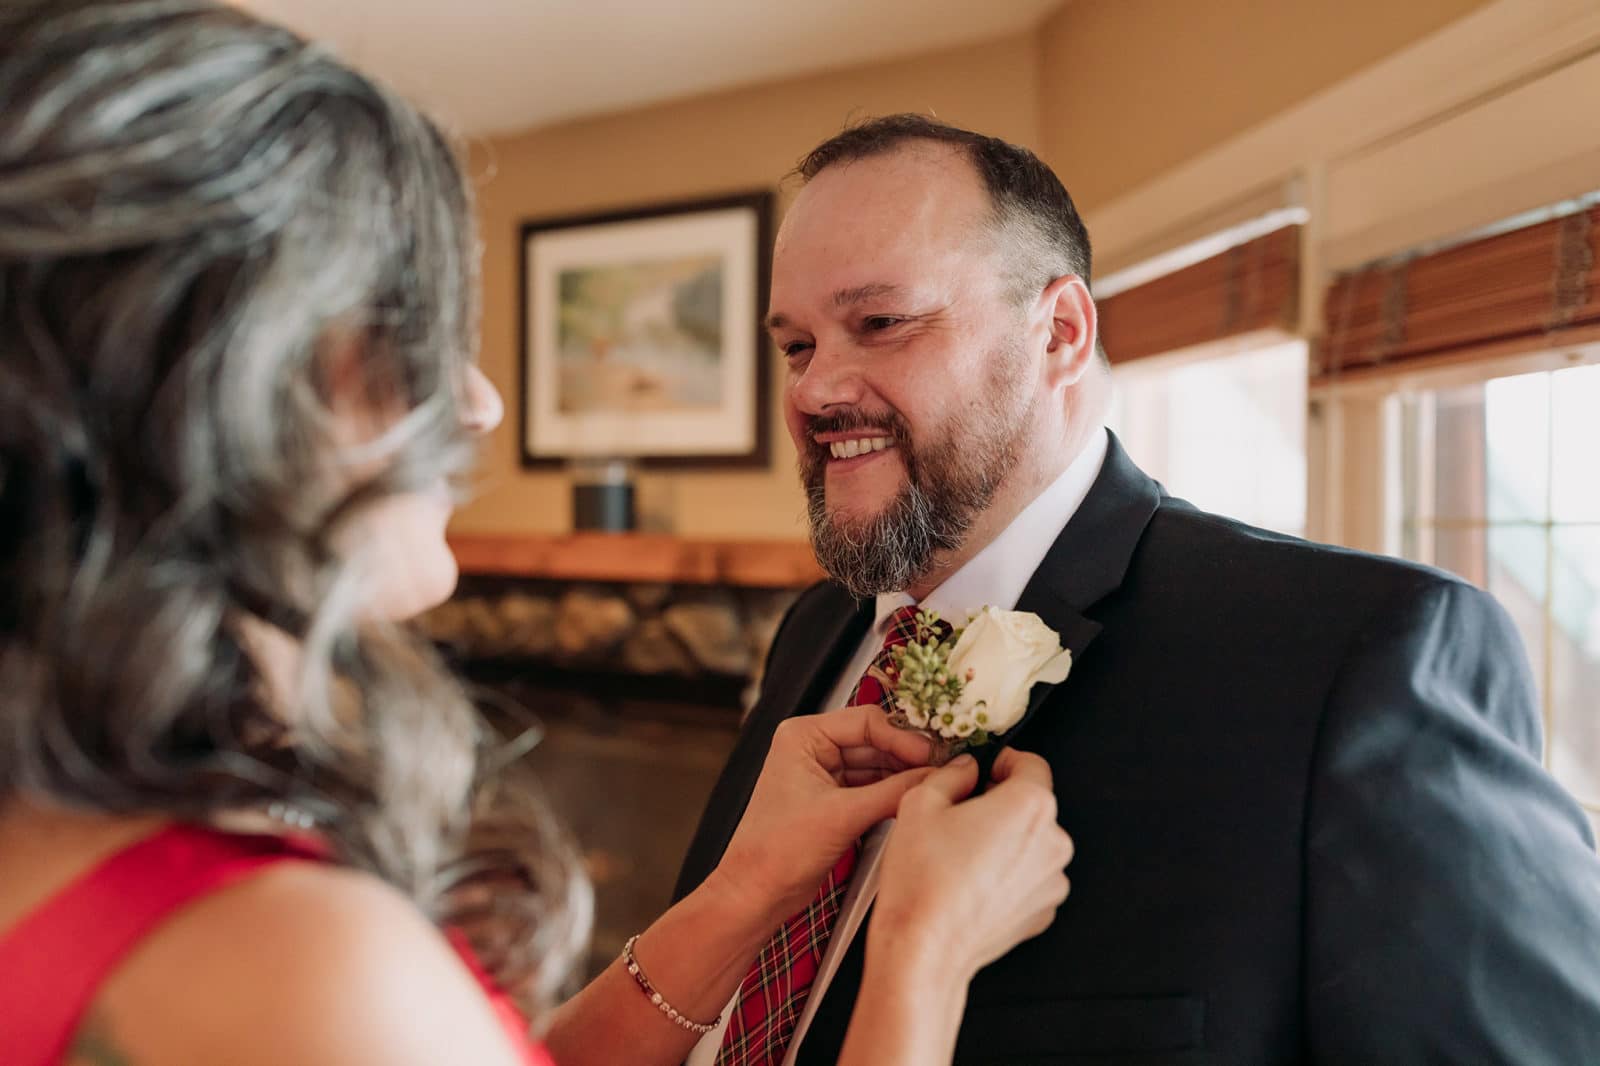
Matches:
[1097,225,1300,365]
[1320,205,1599,377]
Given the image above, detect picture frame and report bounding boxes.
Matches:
[518,191,774,468]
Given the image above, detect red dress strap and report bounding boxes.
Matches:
[0,823,319,1066]
[0,822,556,1066]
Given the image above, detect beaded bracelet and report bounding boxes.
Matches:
[623,934,723,1036]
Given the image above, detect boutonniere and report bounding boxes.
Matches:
[885,606,1073,759]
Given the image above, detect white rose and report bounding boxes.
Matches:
[945,607,1072,736]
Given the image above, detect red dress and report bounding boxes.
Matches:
[0,822,556,1066]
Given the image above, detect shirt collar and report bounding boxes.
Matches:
[873,427,1109,630]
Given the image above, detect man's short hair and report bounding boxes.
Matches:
[795,114,1094,311]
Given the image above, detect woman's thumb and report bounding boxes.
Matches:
[837,764,939,830]
[911,753,980,808]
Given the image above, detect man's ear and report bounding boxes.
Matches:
[1038,275,1098,390]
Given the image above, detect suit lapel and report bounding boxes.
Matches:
[1022,432,1165,612]
[972,433,1164,779]
[775,589,875,725]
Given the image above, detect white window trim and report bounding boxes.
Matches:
[1358,353,1600,816]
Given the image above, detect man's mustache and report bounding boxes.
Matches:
[805,409,912,448]
[800,408,915,488]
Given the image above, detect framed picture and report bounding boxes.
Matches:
[519,191,773,468]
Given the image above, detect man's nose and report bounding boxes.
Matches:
[789,341,864,415]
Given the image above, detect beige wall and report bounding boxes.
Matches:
[453,33,1042,538]
[1037,0,1496,212]
[456,0,1496,540]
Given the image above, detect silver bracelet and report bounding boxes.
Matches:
[623,934,723,1035]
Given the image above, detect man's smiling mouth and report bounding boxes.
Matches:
[827,436,894,460]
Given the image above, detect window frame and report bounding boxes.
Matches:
[1310,340,1600,821]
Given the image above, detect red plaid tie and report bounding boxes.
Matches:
[715,605,931,1066]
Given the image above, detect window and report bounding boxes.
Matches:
[1110,339,1308,537]
[1396,362,1600,828]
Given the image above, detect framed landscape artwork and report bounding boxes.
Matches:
[519,191,773,467]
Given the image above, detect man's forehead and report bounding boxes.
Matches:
[768,145,996,313]
[783,144,988,233]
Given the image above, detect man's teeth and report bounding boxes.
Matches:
[828,437,894,460]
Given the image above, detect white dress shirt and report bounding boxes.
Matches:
[688,428,1108,1066]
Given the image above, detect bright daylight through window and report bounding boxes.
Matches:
[1397,362,1600,829]
[1110,340,1308,538]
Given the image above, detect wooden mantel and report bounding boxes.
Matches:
[448,533,823,589]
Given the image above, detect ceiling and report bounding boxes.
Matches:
[241,0,1064,136]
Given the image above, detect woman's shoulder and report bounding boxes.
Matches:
[79,849,530,1066]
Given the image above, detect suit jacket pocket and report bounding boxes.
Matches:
[953,994,1205,1063]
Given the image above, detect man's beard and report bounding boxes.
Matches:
[801,344,1032,599]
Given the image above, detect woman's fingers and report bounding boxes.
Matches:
[860,707,937,767]
[988,747,1054,790]
[1022,873,1071,932]
[809,704,936,768]
[835,766,939,831]
[834,745,924,788]
[838,745,909,770]
[977,872,1070,969]
[899,754,979,815]
[840,767,896,786]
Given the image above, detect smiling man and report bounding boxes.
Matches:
[772,132,1104,606]
[675,115,1600,1065]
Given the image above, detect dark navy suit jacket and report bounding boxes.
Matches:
[675,435,1600,1065]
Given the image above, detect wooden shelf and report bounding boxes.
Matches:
[448,533,823,589]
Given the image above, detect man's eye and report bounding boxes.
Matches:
[863,316,903,331]
[782,341,813,358]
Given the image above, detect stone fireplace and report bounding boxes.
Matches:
[424,533,818,977]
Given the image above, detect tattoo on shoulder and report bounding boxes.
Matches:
[68,1016,136,1066]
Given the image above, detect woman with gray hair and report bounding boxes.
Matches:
[0,3,1073,1064]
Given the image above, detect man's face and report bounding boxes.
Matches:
[767,145,1041,596]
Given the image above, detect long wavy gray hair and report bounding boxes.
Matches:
[0,0,588,1022]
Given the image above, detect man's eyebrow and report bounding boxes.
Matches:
[765,284,909,333]
[833,283,905,308]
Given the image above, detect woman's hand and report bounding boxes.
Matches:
[871,748,1073,981]
[713,705,938,925]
